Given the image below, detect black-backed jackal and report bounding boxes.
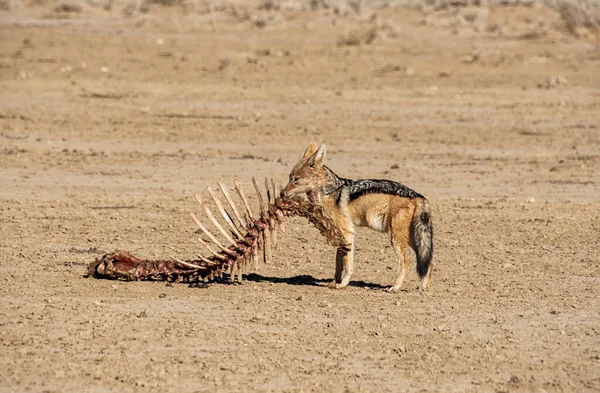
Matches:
[281,142,434,292]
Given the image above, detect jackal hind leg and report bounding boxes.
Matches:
[419,263,433,291]
[387,218,411,293]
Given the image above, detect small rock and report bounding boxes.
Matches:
[218,58,229,71]
[296,295,305,301]
[158,293,167,298]
[188,282,209,289]
[540,75,568,89]
[527,197,536,204]
[100,66,109,73]
[556,76,568,84]
[156,38,164,45]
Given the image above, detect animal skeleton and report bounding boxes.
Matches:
[87,177,343,283]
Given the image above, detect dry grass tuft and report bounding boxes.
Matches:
[337,24,379,45]
[122,1,150,16]
[54,0,83,12]
[6,0,600,39]
[146,0,181,5]
[551,0,600,34]
[230,4,252,21]
[0,0,19,10]
[311,0,372,16]
[251,11,282,27]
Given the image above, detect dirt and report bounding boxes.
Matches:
[1,2,600,392]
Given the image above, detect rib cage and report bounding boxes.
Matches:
[87,177,344,283]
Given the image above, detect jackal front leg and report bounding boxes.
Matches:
[327,233,354,290]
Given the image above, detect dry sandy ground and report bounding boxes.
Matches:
[1,3,600,392]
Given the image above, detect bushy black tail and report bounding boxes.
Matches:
[411,199,434,284]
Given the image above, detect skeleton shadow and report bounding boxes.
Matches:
[242,273,388,289]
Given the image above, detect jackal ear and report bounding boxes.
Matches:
[302,142,318,159]
[309,144,326,167]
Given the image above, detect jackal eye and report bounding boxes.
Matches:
[292,177,300,183]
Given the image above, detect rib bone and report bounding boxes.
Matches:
[190,213,236,256]
[195,194,237,246]
[207,187,245,240]
[265,177,278,249]
[197,237,227,261]
[252,177,266,213]
[234,177,255,222]
[217,181,247,230]
[252,177,271,263]
[171,257,203,270]
[264,177,272,204]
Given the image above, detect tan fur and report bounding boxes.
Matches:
[282,142,433,292]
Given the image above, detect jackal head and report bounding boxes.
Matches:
[281,142,327,199]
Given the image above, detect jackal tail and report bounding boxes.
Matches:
[411,198,433,288]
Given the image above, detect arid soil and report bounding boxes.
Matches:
[1,3,600,392]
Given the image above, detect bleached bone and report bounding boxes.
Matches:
[207,187,245,240]
[171,257,203,270]
[275,182,285,234]
[234,177,255,222]
[264,178,272,204]
[266,177,278,249]
[252,177,272,263]
[196,253,218,265]
[190,212,236,256]
[252,177,267,213]
[217,181,248,230]
[195,194,237,247]
[197,237,227,260]
[87,178,345,283]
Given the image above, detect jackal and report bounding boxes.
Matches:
[281,142,434,292]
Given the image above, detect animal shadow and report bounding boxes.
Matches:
[243,273,388,290]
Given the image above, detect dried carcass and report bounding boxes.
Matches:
[87,177,343,283]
